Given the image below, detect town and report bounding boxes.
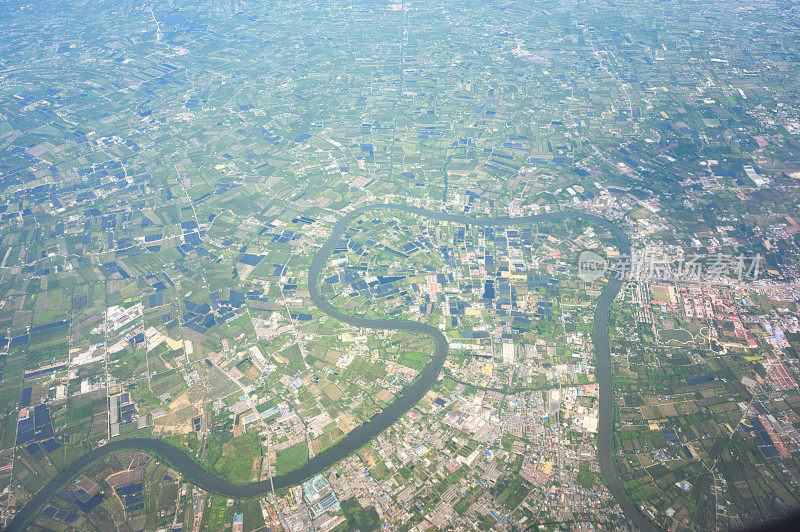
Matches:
[0,0,800,530]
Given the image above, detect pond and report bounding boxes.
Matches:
[659,328,693,344]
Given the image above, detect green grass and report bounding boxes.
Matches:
[207,495,228,530]
[28,325,69,347]
[211,432,262,484]
[372,460,390,480]
[66,397,93,425]
[334,498,382,532]
[576,461,595,490]
[396,350,429,371]
[490,474,529,510]
[276,442,308,476]
[241,498,266,530]
[2,415,17,449]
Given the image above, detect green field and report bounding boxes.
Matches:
[275,442,308,476]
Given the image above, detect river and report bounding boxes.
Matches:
[7,204,657,531]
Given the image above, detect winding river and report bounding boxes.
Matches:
[7,204,656,531]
